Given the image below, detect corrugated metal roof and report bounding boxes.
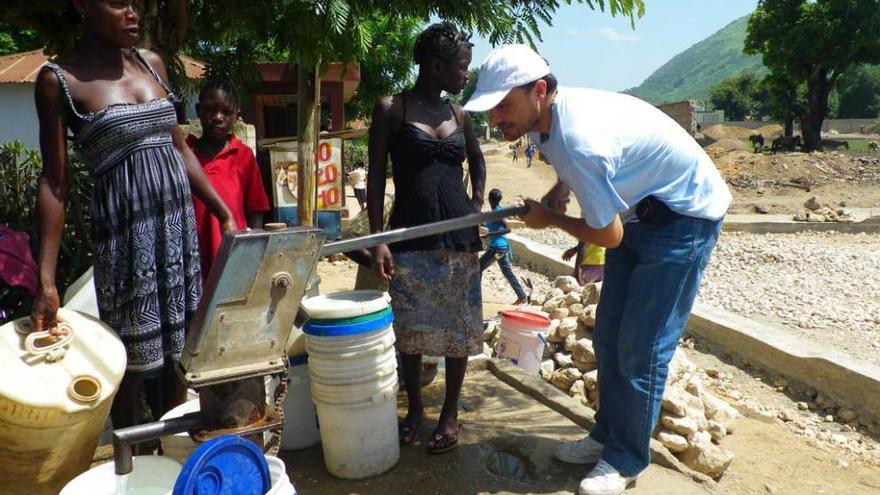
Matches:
[0,49,206,84]
[0,50,47,83]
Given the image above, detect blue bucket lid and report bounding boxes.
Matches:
[303,307,393,337]
[173,435,270,495]
[288,354,308,367]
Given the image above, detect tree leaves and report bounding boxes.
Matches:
[745,0,880,149]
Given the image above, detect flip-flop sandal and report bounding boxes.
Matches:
[427,424,462,454]
[398,421,423,445]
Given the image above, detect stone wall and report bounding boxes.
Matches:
[657,100,697,135]
[724,118,879,134]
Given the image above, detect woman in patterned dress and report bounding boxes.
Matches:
[31,0,236,429]
[368,22,486,454]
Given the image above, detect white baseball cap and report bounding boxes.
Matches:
[463,44,550,112]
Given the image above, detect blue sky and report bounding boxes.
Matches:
[467,1,759,92]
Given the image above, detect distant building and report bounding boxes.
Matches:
[656,100,697,135]
[694,105,724,128]
[241,62,361,146]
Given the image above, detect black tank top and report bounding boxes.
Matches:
[387,94,481,253]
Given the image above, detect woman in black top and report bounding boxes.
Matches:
[367,22,486,454]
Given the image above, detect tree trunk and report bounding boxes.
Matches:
[138,0,189,108]
[801,70,831,152]
[138,0,188,64]
[296,61,321,226]
[783,111,794,138]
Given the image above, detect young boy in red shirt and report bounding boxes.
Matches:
[187,80,270,280]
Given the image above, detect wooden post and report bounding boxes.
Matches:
[296,61,321,226]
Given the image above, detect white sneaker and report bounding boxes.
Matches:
[578,460,638,495]
[554,436,604,465]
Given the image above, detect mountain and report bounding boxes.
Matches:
[626,15,766,105]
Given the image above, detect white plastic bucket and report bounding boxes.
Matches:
[312,382,400,480]
[60,455,182,495]
[266,455,298,495]
[307,347,398,385]
[266,357,321,451]
[304,324,396,358]
[158,398,201,464]
[497,310,551,374]
[300,290,391,319]
[308,370,398,405]
[301,291,400,479]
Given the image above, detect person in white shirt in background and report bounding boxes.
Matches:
[347,164,368,211]
[464,44,731,495]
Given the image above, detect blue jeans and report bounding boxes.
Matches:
[479,246,527,300]
[588,215,722,476]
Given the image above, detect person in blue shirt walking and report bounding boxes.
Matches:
[524,142,535,168]
[480,189,528,305]
[464,45,731,495]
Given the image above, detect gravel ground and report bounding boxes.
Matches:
[513,228,880,366]
[515,227,579,251]
[699,231,880,366]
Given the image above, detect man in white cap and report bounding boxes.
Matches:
[464,45,731,495]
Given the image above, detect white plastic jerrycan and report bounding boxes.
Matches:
[0,308,126,495]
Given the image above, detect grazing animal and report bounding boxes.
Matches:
[821,139,849,151]
[771,135,801,153]
[748,133,765,153]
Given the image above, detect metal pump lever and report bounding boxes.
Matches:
[319,205,529,257]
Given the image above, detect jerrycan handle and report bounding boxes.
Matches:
[24,322,74,362]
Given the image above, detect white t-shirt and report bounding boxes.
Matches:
[529,87,731,229]
[349,168,367,189]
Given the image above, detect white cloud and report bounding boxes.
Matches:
[595,27,640,43]
[563,28,592,37]
[561,26,640,43]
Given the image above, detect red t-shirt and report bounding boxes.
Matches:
[187,134,270,279]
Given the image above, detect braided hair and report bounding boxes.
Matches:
[199,78,240,107]
[413,22,474,65]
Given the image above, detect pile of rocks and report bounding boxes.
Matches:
[793,196,854,223]
[484,275,739,478]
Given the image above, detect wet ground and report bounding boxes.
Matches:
[280,369,710,495]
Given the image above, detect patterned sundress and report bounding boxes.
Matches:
[43,49,201,373]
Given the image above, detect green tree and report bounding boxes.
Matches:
[0,21,40,56]
[453,68,487,130]
[760,71,805,138]
[835,64,880,119]
[708,72,762,121]
[745,0,880,151]
[342,14,422,120]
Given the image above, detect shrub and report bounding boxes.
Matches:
[0,141,93,320]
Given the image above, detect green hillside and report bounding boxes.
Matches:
[626,15,766,104]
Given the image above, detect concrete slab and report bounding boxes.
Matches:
[689,303,880,418]
[509,210,880,235]
[279,368,711,495]
[507,234,572,277]
[721,219,880,234]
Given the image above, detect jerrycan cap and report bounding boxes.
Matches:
[173,435,270,495]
